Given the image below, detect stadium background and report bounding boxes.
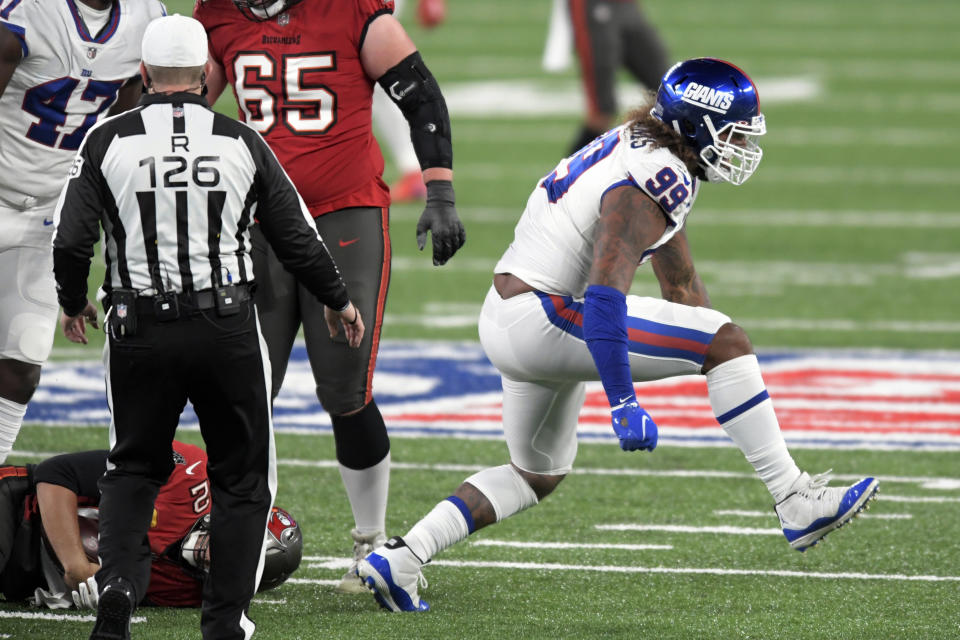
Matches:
[3,0,959,638]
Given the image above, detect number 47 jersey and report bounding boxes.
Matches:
[0,0,166,208]
[494,123,700,299]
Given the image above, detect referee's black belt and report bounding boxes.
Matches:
[109,285,251,316]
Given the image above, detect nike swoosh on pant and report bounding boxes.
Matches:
[339,238,359,247]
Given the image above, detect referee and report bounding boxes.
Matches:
[51,15,363,640]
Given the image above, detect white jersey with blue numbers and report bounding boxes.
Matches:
[495,123,699,298]
[0,0,165,208]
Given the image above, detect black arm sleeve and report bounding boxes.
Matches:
[377,51,452,170]
[33,451,109,503]
[52,132,109,317]
[243,129,350,311]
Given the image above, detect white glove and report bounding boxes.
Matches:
[71,576,99,610]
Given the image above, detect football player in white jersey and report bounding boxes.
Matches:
[0,0,166,462]
[356,58,880,612]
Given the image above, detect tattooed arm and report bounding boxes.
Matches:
[587,185,668,292]
[584,184,665,452]
[650,228,711,308]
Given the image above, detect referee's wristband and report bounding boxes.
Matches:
[338,302,359,325]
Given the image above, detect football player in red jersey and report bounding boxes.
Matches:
[194,0,465,593]
[0,441,301,608]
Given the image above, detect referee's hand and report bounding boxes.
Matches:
[325,302,364,348]
[61,301,99,345]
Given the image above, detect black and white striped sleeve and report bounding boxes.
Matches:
[241,127,350,311]
[52,127,111,317]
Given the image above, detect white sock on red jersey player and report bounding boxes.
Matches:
[336,453,390,593]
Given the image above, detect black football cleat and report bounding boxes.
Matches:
[89,578,135,640]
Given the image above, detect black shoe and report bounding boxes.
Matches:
[89,578,135,640]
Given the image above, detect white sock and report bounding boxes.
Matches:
[372,85,420,174]
[0,396,27,463]
[706,355,802,502]
[404,497,472,562]
[338,451,390,534]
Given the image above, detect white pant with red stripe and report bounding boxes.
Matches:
[478,285,730,475]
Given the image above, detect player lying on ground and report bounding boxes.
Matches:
[355,58,880,612]
[0,441,301,609]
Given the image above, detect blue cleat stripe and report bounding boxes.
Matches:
[782,477,878,546]
[368,554,415,611]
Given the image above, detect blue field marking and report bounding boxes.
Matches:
[27,343,960,451]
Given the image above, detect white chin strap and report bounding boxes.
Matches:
[251,0,286,19]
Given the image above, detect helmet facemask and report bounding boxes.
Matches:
[651,58,766,186]
[232,0,301,21]
[181,514,212,571]
[700,114,765,185]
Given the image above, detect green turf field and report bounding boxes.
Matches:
[8,427,960,640]
[4,0,960,638]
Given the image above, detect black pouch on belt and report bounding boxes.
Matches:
[215,285,240,317]
[109,289,138,337]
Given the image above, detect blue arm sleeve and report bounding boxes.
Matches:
[583,284,635,407]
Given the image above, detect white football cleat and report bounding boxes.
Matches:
[335,528,386,594]
[356,536,429,612]
[775,470,879,551]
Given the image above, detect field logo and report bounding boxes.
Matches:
[681,82,734,114]
[27,344,960,451]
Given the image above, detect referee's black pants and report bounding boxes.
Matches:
[95,299,275,640]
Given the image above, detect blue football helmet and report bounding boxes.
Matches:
[651,58,766,185]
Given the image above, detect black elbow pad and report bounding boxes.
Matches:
[377,51,452,170]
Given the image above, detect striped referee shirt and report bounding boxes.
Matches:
[52,92,349,317]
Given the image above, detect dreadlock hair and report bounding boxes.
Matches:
[623,94,702,178]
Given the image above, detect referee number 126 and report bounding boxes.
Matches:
[138,154,221,189]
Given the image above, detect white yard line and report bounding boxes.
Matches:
[713,509,912,520]
[471,540,672,551]
[0,611,146,623]
[596,524,783,536]
[286,578,340,587]
[877,495,960,504]
[453,161,959,186]
[294,557,960,584]
[392,206,960,228]
[12,451,960,491]
[453,125,960,148]
[444,77,819,118]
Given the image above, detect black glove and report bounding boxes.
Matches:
[416,180,466,266]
